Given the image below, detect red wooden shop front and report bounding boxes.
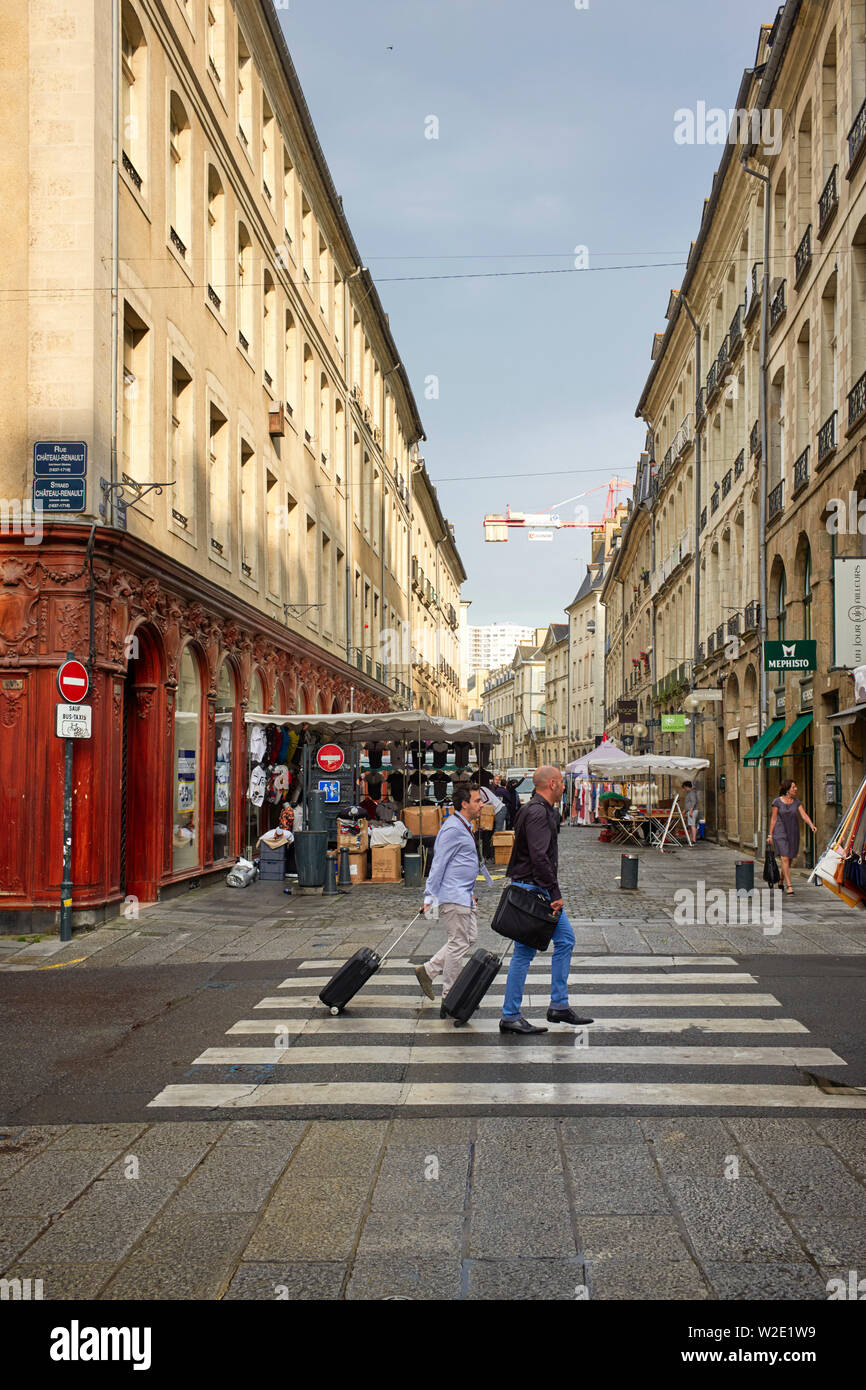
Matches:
[0,525,391,929]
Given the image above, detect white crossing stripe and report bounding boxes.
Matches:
[226,1016,811,1036]
[147,954,853,1113]
[278,973,758,988]
[191,1045,844,1068]
[148,1081,866,1110]
[254,993,784,1010]
[295,955,740,970]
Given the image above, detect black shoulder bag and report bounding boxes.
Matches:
[490,883,561,952]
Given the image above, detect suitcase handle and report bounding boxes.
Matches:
[379,912,423,964]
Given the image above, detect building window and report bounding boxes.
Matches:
[303,344,314,442]
[263,271,276,387]
[169,357,193,525]
[237,222,252,350]
[318,235,329,320]
[776,568,787,642]
[262,95,275,202]
[803,548,812,641]
[301,196,313,281]
[172,647,202,873]
[284,310,297,415]
[319,373,330,465]
[282,152,295,245]
[121,3,147,192]
[208,402,228,555]
[122,304,149,483]
[266,471,281,597]
[237,28,252,151]
[240,438,256,577]
[207,1,225,85]
[212,661,234,861]
[168,93,191,258]
[206,165,225,312]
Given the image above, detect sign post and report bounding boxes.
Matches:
[55,655,91,942]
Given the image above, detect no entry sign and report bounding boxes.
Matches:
[56,659,89,703]
[316,743,345,772]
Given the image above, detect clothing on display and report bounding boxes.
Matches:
[388,770,405,802]
[247,764,267,807]
[248,724,267,764]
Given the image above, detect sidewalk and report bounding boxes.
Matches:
[2,829,865,972]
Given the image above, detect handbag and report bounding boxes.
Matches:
[762,847,780,888]
[490,883,561,952]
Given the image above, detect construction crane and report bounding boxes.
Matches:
[483,478,632,542]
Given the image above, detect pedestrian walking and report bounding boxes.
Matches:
[682,780,700,844]
[500,765,594,1034]
[415,783,487,1016]
[501,779,519,830]
[768,779,817,894]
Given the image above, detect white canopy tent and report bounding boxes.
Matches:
[583,753,710,851]
[242,710,499,743]
[566,741,630,777]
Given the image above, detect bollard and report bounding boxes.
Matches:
[735,860,755,894]
[404,853,424,888]
[619,853,639,890]
[337,845,353,890]
[322,851,338,895]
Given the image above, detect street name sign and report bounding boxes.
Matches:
[33,441,87,513]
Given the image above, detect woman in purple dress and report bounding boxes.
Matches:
[767,779,817,894]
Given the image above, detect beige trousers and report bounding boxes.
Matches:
[424,902,478,995]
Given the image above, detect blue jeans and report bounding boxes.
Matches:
[501,881,575,1018]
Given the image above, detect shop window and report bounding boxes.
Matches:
[212,662,234,860]
[173,648,202,872]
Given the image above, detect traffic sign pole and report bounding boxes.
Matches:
[59,651,77,943]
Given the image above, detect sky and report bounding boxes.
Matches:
[277,0,772,626]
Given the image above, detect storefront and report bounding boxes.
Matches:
[0,524,392,930]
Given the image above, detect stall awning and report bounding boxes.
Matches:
[742,718,785,765]
[241,710,499,744]
[827,702,866,728]
[763,712,813,765]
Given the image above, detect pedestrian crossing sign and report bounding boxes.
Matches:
[318,779,340,802]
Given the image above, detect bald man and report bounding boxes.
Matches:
[500,765,594,1034]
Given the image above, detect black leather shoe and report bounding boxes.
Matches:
[440,1003,448,1019]
[499,1015,548,1034]
[547,1006,594,1025]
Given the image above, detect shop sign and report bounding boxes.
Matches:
[834,556,866,667]
[763,640,816,672]
[661,714,687,732]
[617,699,637,723]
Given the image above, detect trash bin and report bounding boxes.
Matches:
[735,860,755,894]
[619,853,639,890]
[307,789,327,833]
[294,830,328,887]
[404,853,424,888]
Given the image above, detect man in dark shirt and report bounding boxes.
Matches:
[500,765,594,1035]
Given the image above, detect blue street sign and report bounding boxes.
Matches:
[33,442,87,477]
[32,442,87,513]
[318,779,340,803]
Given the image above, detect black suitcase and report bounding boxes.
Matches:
[318,947,380,1014]
[442,943,513,1024]
[318,912,421,1014]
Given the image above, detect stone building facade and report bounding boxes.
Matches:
[0,0,465,925]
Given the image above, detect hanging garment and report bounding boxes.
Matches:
[268,765,290,803]
[388,740,406,770]
[217,725,232,762]
[267,724,283,762]
[247,765,267,806]
[248,724,267,764]
[368,741,384,769]
[279,803,295,831]
[286,730,300,765]
[278,727,289,763]
[388,770,405,802]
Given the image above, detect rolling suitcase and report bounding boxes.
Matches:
[442,940,514,1024]
[318,912,420,1015]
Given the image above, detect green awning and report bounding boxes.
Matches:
[742,718,786,765]
[763,712,813,766]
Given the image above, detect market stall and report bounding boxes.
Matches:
[239,710,499,884]
[584,752,710,851]
[566,741,631,825]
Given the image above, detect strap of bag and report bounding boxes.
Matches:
[379,911,423,963]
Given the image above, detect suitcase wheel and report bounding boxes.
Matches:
[329,1005,342,1016]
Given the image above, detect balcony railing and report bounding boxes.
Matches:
[207,284,221,311]
[707,630,716,656]
[710,484,720,514]
[734,448,745,479]
[750,418,761,457]
[706,360,719,399]
[170,226,187,258]
[727,612,741,637]
[697,641,705,662]
[696,387,705,424]
[768,479,784,522]
[793,446,810,491]
[848,97,866,173]
[743,600,760,631]
[745,261,762,321]
[714,623,725,650]
[770,280,786,329]
[849,371,866,431]
[794,226,812,286]
[721,468,732,499]
[700,504,707,531]
[729,304,743,352]
[238,331,249,352]
[818,165,838,236]
[122,150,143,190]
[817,409,837,463]
[717,335,730,378]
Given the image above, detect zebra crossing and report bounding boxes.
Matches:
[147,954,866,1114]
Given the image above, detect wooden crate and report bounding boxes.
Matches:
[371,844,402,882]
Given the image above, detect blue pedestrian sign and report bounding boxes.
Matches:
[318,779,341,803]
[32,441,87,513]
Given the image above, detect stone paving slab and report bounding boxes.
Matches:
[1,1115,865,1299]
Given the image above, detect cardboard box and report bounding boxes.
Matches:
[479,806,495,830]
[337,819,368,853]
[348,851,368,881]
[371,844,402,882]
[403,806,439,837]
